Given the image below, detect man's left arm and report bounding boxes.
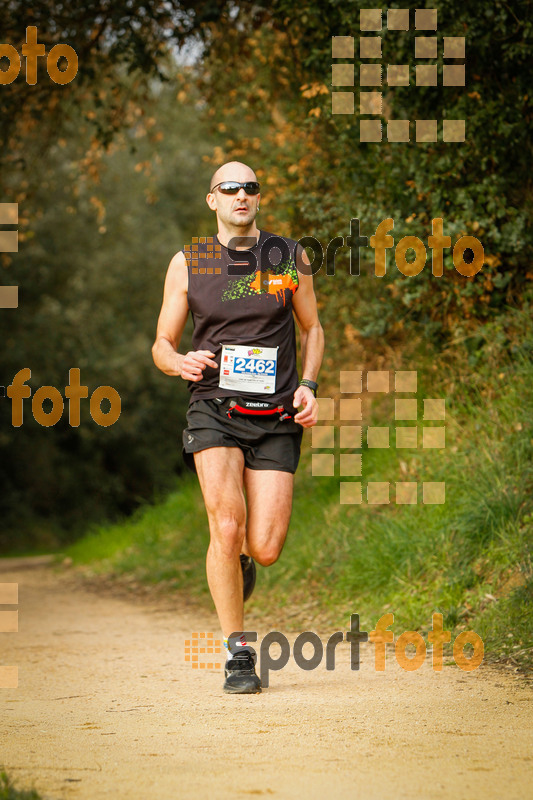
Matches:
[291,253,324,428]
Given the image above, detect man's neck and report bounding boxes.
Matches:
[216,223,260,249]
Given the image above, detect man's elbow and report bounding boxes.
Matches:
[151,336,169,369]
[308,321,324,338]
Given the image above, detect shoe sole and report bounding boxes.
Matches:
[223,684,262,694]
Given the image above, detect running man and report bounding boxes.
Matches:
[152,161,324,693]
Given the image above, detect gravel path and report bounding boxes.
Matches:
[0,556,531,800]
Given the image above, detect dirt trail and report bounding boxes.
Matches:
[0,556,531,800]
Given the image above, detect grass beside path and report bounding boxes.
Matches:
[61,308,533,675]
[0,772,43,800]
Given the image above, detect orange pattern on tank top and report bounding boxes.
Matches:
[249,269,298,305]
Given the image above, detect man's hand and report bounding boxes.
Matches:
[179,350,218,382]
[293,385,319,427]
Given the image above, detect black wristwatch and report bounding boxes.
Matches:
[299,379,318,397]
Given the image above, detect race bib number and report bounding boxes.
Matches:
[219,344,278,394]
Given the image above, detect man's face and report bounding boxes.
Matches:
[208,178,260,228]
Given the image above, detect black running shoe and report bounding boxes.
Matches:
[223,647,262,694]
[240,554,256,602]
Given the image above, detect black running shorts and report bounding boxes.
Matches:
[182,397,304,474]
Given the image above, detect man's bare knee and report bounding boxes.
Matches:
[254,551,279,567]
[250,542,283,567]
[208,514,245,560]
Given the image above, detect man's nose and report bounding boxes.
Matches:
[235,188,247,201]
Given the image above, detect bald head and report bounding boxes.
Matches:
[209,161,258,192]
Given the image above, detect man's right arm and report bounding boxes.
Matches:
[151,251,217,381]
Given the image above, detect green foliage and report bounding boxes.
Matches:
[0,0,218,172]
[0,78,216,549]
[64,303,533,672]
[191,0,532,340]
[1,0,531,594]
[0,772,42,800]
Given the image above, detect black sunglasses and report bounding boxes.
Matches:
[210,181,260,195]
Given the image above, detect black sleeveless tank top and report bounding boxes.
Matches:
[182,230,302,406]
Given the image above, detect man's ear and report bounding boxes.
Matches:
[206,192,217,210]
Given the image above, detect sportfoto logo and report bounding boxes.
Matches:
[312,369,446,506]
[218,222,483,279]
[244,612,483,687]
[186,613,484,687]
[0,582,18,689]
[331,8,466,143]
[5,368,121,427]
[0,202,18,308]
[0,27,78,85]
[297,218,482,278]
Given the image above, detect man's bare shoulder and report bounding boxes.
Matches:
[165,250,189,292]
[169,249,188,271]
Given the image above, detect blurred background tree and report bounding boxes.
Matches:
[0,76,220,548]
